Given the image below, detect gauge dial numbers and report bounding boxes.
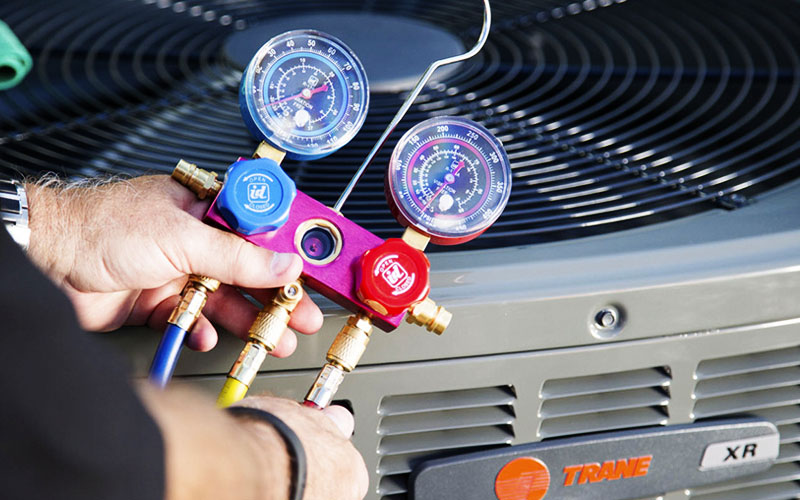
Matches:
[240,30,369,160]
[387,117,512,245]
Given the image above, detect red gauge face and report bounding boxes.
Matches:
[386,117,512,245]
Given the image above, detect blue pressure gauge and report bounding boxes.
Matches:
[240,30,370,161]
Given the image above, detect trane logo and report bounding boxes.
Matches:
[562,455,652,486]
[494,455,652,500]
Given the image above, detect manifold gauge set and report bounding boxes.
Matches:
[148,0,510,409]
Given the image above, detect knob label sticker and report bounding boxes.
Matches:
[700,434,779,469]
[374,254,415,296]
[243,173,276,213]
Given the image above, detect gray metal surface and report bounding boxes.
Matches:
[96,178,800,500]
[106,177,800,375]
[173,315,800,499]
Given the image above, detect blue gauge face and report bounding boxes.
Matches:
[240,30,369,160]
[387,117,512,245]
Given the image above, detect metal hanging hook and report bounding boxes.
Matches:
[333,0,493,212]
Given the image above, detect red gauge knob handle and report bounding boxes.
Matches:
[357,239,431,316]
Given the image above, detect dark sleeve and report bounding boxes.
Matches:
[0,228,165,500]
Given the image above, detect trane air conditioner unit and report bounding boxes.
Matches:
[1,0,799,498]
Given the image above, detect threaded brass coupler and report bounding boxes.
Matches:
[406,297,452,335]
[326,313,373,372]
[189,275,221,294]
[172,159,223,200]
[168,275,221,332]
[247,280,303,351]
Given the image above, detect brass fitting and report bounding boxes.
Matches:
[227,341,269,387]
[172,159,223,200]
[247,281,303,350]
[253,141,287,164]
[168,275,221,332]
[401,227,430,251]
[406,297,452,335]
[189,275,221,294]
[326,313,373,372]
[304,363,346,409]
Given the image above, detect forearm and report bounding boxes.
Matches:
[24,180,83,285]
[138,384,291,500]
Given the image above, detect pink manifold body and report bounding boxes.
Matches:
[205,190,406,331]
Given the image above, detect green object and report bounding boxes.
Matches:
[0,20,32,90]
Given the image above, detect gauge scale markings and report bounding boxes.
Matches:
[404,137,493,223]
[388,117,512,245]
[240,30,369,160]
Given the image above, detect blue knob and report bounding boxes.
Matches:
[216,158,296,235]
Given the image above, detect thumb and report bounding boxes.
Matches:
[322,405,355,438]
[180,221,303,289]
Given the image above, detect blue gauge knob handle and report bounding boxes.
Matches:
[216,158,297,235]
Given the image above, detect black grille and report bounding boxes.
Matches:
[1,0,799,250]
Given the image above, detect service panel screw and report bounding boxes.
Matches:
[591,305,624,340]
[595,308,618,329]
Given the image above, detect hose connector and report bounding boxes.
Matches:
[168,275,221,332]
[217,341,269,407]
[172,159,223,200]
[216,281,304,407]
[304,363,346,409]
[326,313,373,372]
[248,281,303,350]
[406,297,452,335]
[303,313,373,409]
[228,341,269,388]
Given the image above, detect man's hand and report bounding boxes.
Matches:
[236,397,370,500]
[140,387,369,500]
[25,175,322,354]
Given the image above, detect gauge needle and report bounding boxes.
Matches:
[267,84,329,107]
[424,161,465,210]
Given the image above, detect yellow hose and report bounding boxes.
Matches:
[216,377,249,408]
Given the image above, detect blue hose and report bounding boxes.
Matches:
[149,324,189,388]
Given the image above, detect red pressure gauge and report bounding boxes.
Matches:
[386,116,512,245]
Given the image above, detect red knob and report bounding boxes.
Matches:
[357,239,431,317]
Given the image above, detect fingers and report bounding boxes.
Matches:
[185,315,218,352]
[144,292,219,353]
[158,176,304,289]
[242,287,324,335]
[322,405,355,437]
[205,285,322,336]
[180,222,304,289]
[237,396,369,499]
[203,285,312,358]
[127,278,187,326]
[141,281,322,356]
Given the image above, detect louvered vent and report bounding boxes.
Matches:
[538,367,671,439]
[690,346,800,499]
[376,386,516,500]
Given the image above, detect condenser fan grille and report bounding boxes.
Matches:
[1,0,799,250]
